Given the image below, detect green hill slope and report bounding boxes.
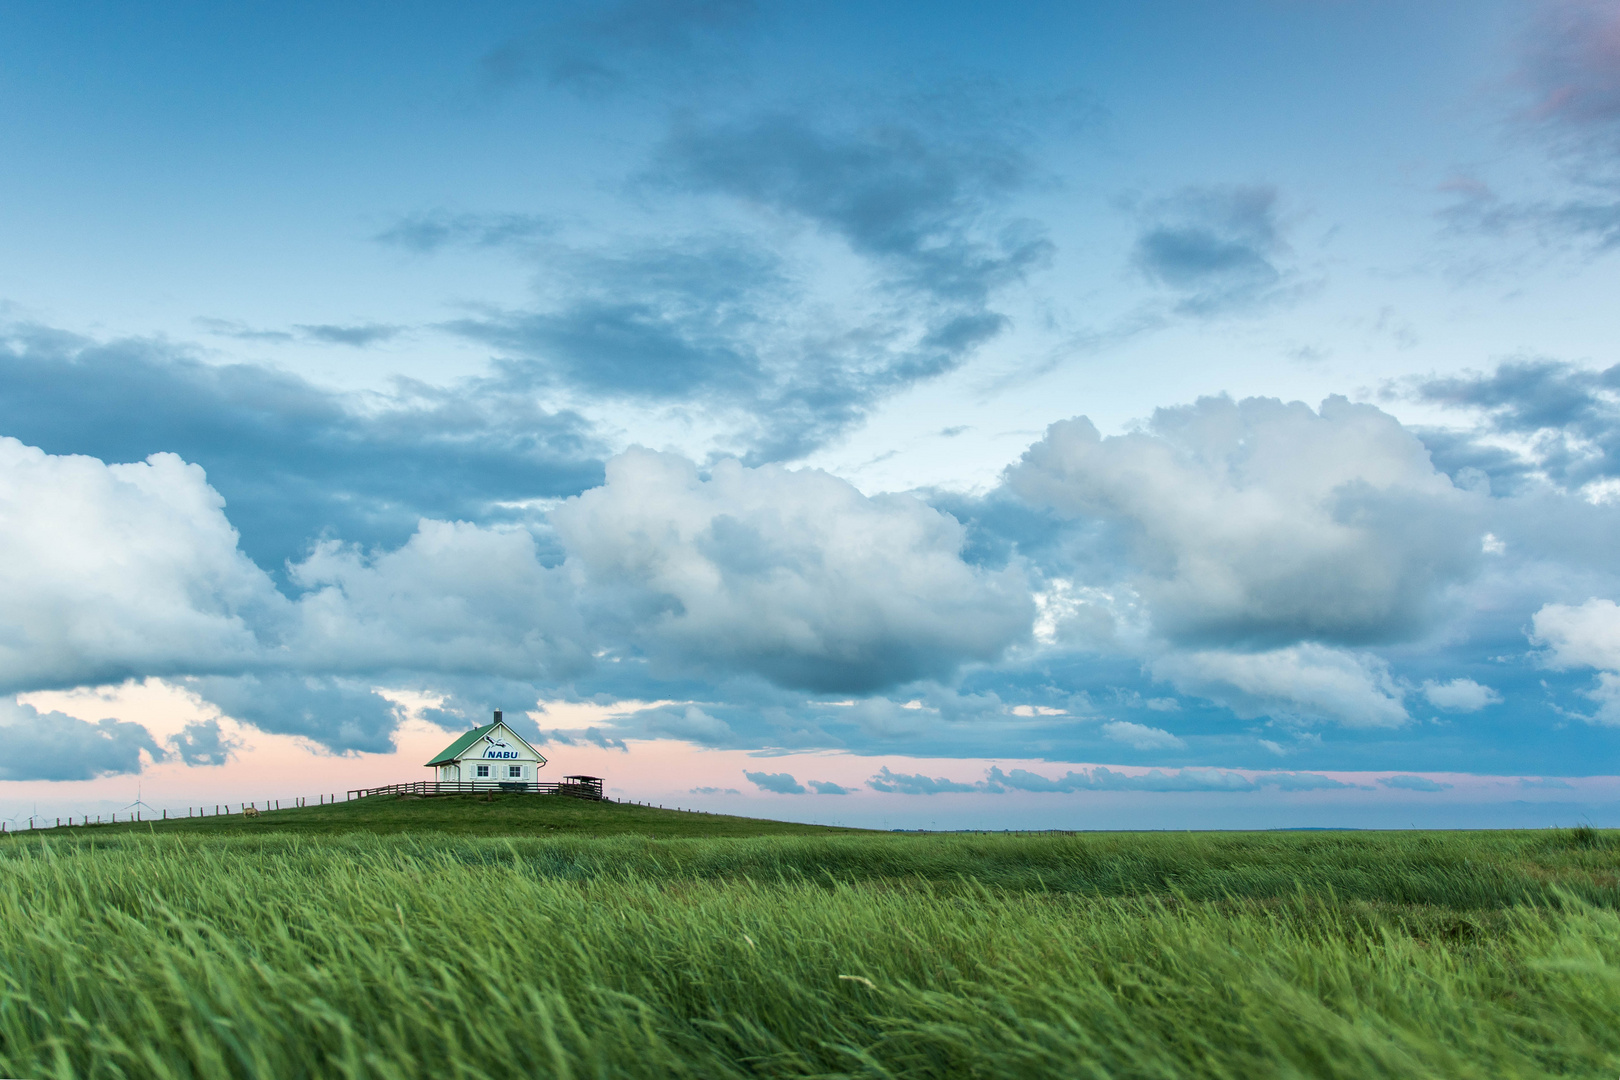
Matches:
[37,792,860,838]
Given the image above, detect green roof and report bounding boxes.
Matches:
[426,723,498,767]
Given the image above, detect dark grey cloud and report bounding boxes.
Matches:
[296,323,404,347]
[0,324,605,570]
[1131,185,1290,315]
[446,238,908,462]
[744,769,805,794]
[1417,358,1620,490]
[0,702,162,781]
[184,674,403,756]
[375,212,555,254]
[167,719,240,767]
[442,112,1049,463]
[482,0,756,96]
[659,111,1049,306]
[448,241,779,402]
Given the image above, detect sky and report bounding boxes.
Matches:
[4,0,1620,830]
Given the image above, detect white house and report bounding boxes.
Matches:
[425,710,548,787]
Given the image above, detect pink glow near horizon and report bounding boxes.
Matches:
[1,680,1615,832]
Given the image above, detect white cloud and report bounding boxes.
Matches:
[1530,598,1620,671]
[288,520,589,680]
[1527,600,1620,725]
[1584,672,1620,726]
[1009,395,1481,648]
[1153,643,1410,728]
[1421,677,1501,712]
[1101,719,1185,750]
[0,438,280,693]
[552,448,1033,692]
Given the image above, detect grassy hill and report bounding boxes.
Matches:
[35,791,861,838]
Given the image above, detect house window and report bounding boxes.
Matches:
[475,764,490,778]
[508,765,524,779]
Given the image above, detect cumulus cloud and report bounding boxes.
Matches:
[0,433,614,751]
[807,779,851,794]
[0,325,605,569]
[553,448,1032,693]
[0,437,279,694]
[287,520,590,681]
[1010,395,1482,650]
[1530,599,1620,724]
[1101,720,1185,750]
[1152,645,1410,729]
[1532,598,1620,670]
[0,699,161,781]
[1421,678,1502,712]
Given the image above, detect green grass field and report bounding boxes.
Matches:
[2,797,1618,1078]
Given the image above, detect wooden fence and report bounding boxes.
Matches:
[346,779,606,801]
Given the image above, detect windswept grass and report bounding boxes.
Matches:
[0,828,1617,1078]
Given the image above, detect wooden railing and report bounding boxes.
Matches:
[346,780,605,801]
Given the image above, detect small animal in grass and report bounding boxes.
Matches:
[243,806,260,818]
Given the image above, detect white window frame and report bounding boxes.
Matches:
[475,764,490,778]
[508,765,524,779]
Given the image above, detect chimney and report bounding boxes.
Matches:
[493,709,502,726]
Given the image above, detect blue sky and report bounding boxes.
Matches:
[4,0,1620,828]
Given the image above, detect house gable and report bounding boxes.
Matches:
[425,718,548,769]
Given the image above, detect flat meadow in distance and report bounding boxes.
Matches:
[2,795,1617,1079]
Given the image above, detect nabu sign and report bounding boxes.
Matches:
[424,711,549,784]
